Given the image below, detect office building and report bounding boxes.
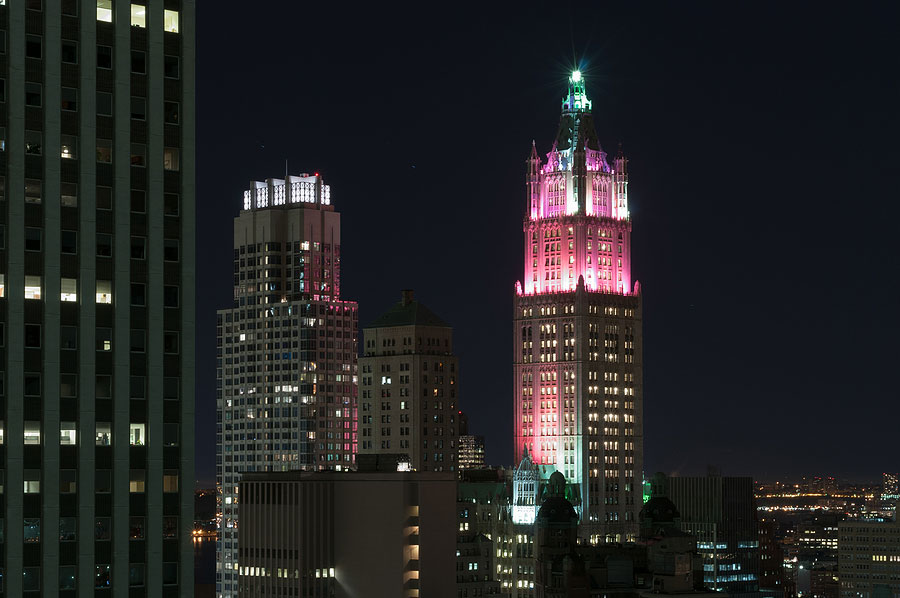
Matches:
[238,466,457,598]
[666,474,760,594]
[1,1,195,595]
[838,520,900,598]
[216,174,359,596]
[358,289,459,472]
[459,433,486,470]
[513,71,643,542]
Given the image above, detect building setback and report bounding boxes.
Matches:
[358,290,460,472]
[1,1,195,596]
[238,467,457,598]
[216,174,359,597]
[513,71,643,542]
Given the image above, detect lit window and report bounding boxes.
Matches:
[129,470,145,493]
[96,280,112,304]
[130,4,145,27]
[61,135,77,159]
[0,420,4,444]
[60,423,76,445]
[0,273,4,297]
[96,0,112,22]
[164,9,179,32]
[25,275,42,300]
[163,471,178,492]
[24,470,41,494]
[61,278,77,302]
[24,421,41,445]
[163,147,180,171]
[95,423,112,446]
[130,423,145,446]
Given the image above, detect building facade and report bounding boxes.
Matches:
[459,434,486,470]
[1,1,195,596]
[216,174,358,597]
[513,71,643,542]
[666,474,760,594]
[358,289,459,472]
[239,469,457,598]
[838,521,900,598]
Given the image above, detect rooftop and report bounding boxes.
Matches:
[366,289,450,329]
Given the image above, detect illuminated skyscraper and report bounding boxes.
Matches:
[513,72,643,542]
[1,2,195,595]
[216,174,358,597]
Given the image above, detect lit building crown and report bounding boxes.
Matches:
[520,72,635,296]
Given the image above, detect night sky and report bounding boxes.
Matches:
[195,3,900,487]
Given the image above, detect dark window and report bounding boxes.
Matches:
[25,373,41,396]
[130,329,145,352]
[164,193,179,216]
[163,332,179,354]
[164,55,179,78]
[61,230,77,254]
[62,0,78,16]
[164,239,179,261]
[25,83,41,107]
[97,46,112,69]
[97,186,113,210]
[131,190,146,212]
[164,286,178,308]
[97,91,112,115]
[61,87,77,111]
[61,41,77,64]
[25,227,42,252]
[26,35,42,59]
[25,324,41,348]
[131,50,145,74]
[131,283,146,306]
[61,326,77,350]
[163,101,180,124]
[97,234,113,257]
[130,96,145,120]
[131,236,146,260]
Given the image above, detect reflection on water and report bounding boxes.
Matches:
[193,535,216,585]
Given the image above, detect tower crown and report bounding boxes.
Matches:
[562,70,592,114]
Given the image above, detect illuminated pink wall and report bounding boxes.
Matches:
[514,73,637,501]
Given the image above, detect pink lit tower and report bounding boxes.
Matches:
[513,71,643,543]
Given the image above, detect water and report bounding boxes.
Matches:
[194,536,216,597]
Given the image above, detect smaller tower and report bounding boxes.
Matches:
[512,447,542,524]
[534,472,587,598]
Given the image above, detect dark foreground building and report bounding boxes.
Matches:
[1,1,195,596]
[238,458,456,597]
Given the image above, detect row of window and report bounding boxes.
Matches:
[0,421,179,447]
[0,562,178,592]
[0,275,181,309]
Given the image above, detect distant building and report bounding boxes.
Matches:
[359,290,460,471]
[883,472,899,501]
[459,434,487,470]
[216,174,360,597]
[838,520,900,598]
[238,464,457,598]
[758,517,788,598]
[666,473,760,594]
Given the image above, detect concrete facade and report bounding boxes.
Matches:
[838,520,900,598]
[238,470,457,598]
[0,1,195,595]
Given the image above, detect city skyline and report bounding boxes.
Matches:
[195,3,900,485]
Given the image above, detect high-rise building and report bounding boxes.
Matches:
[513,71,643,542]
[459,433,486,470]
[216,174,358,597]
[838,520,900,598]
[0,2,194,596]
[666,474,760,594]
[239,465,457,598]
[359,289,459,472]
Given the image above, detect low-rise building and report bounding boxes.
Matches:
[838,520,900,598]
